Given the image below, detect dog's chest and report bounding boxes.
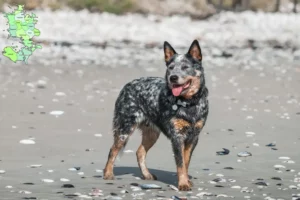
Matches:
[163,99,208,137]
[177,105,204,125]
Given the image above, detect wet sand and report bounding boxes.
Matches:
[0,59,299,200]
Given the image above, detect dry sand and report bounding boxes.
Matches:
[0,57,299,200]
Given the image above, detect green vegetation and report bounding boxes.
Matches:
[0,0,135,13]
[67,0,134,14]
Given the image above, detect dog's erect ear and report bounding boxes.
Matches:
[187,40,202,61]
[164,41,177,63]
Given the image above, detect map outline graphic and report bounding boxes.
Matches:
[2,5,42,64]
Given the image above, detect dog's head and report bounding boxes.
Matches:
[164,40,204,99]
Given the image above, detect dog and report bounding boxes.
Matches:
[103,40,209,191]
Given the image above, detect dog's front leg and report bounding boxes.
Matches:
[184,137,199,187]
[171,136,191,191]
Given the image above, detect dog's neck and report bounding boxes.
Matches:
[165,85,208,108]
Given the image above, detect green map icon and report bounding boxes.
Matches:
[2,5,42,64]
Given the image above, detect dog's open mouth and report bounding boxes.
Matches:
[171,80,192,96]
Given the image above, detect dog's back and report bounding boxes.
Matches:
[113,77,165,134]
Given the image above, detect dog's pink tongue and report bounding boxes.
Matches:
[172,86,183,96]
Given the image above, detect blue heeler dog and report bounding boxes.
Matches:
[103,40,209,191]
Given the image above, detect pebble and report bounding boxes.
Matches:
[42,179,54,183]
[254,181,268,186]
[29,164,42,168]
[55,92,66,96]
[19,139,35,144]
[289,185,298,189]
[168,184,179,191]
[49,110,64,116]
[212,178,226,183]
[64,194,78,198]
[78,194,92,199]
[62,184,75,188]
[131,186,141,191]
[36,80,47,88]
[274,165,286,169]
[123,150,134,153]
[89,189,103,197]
[196,192,214,197]
[23,182,34,185]
[216,148,230,155]
[223,167,234,170]
[245,131,256,137]
[271,177,282,181]
[60,178,70,182]
[68,167,81,171]
[120,190,129,194]
[140,184,162,189]
[253,143,259,146]
[266,143,276,147]
[283,160,295,164]
[279,156,290,160]
[0,170,6,174]
[237,151,252,157]
[19,190,32,194]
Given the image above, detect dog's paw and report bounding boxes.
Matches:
[143,173,157,180]
[188,180,194,187]
[103,172,114,180]
[178,182,192,191]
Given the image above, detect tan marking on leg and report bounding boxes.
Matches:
[195,120,204,129]
[171,118,191,132]
[184,143,193,174]
[104,127,136,180]
[177,143,191,191]
[183,143,194,187]
[136,125,160,180]
[182,75,201,99]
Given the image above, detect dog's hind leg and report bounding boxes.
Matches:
[103,125,136,180]
[136,124,160,180]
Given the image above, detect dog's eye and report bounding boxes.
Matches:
[169,66,174,70]
[182,66,189,70]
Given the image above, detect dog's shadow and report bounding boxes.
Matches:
[113,166,187,185]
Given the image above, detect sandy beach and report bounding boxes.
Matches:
[0,53,300,199]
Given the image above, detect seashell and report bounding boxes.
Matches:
[216,148,230,155]
[237,151,252,157]
[20,139,35,144]
[29,164,42,168]
[49,110,64,116]
[42,179,54,183]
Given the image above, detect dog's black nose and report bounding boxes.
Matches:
[170,75,178,83]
